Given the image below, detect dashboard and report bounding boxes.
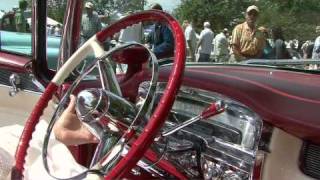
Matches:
[140,82,263,179]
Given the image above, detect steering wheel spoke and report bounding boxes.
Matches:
[97,60,122,96]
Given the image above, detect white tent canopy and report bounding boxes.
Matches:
[27,17,62,26]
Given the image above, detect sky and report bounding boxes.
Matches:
[145,0,181,12]
[1,0,20,12]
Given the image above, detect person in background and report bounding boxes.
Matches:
[81,2,102,41]
[50,25,56,35]
[118,11,144,44]
[146,3,174,59]
[301,40,314,59]
[1,11,16,32]
[54,24,62,36]
[230,5,265,61]
[183,20,197,62]
[312,26,320,59]
[196,21,214,62]
[259,27,273,59]
[117,11,144,73]
[15,0,28,32]
[213,28,230,62]
[270,27,289,59]
[287,40,301,59]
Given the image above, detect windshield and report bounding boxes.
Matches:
[170,0,320,71]
[0,0,63,70]
[78,0,320,71]
[3,0,319,72]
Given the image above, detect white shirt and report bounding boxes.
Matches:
[118,23,143,43]
[184,25,197,50]
[0,121,85,180]
[198,28,214,55]
[312,36,320,59]
[213,32,229,56]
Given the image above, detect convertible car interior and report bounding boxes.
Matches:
[0,1,319,180]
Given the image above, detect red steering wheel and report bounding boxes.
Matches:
[12,10,186,179]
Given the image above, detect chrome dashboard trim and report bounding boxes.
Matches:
[142,82,263,179]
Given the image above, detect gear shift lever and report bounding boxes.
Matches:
[162,101,226,137]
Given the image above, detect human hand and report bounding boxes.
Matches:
[53,95,99,145]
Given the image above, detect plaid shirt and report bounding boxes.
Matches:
[81,12,102,40]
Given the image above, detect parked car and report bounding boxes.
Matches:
[0,30,61,69]
[0,1,320,180]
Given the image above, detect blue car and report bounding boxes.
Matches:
[0,30,61,69]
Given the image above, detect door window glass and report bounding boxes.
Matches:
[0,0,32,55]
[0,0,65,71]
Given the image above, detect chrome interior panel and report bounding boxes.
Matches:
[139,82,263,179]
[0,69,42,92]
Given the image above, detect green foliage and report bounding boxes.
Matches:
[47,0,67,23]
[90,0,145,15]
[174,0,251,32]
[174,0,320,41]
[27,0,145,25]
[256,0,320,41]
[25,0,66,23]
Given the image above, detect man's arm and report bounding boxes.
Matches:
[231,44,244,58]
[230,26,246,60]
[185,27,194,51]
[196,31,204,53]
[187,40,194,52]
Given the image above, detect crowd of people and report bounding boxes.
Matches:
[182,5,320,63]
[1,0,63,36]
[47,24,62,36]
[0,0,29,33]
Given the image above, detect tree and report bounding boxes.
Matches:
[25,0,66,23]
[91,0,145,15]
[174,0,251,33]
[26,0,145,24]
[174,0,320,41]
[47,0,67,23]
[256,0,320,41]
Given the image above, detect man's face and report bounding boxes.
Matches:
[182,21,189,29]
[245,10,258,25]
